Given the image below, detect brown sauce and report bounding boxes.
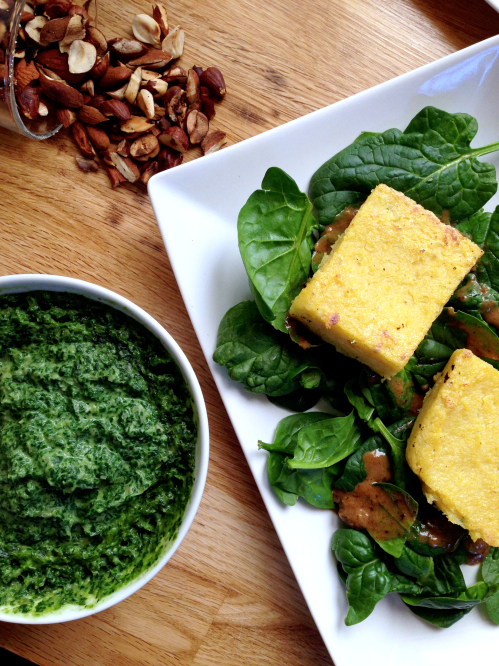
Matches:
[284,315,313,350]
[312,206,359,265]
[481,300,499,329]
[386,376,424,416]
[463,536,490,565]
[333,450,416,542]
[412,511,465,552]
[447,308,499,361]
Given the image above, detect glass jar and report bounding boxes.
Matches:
[0,0,61,138]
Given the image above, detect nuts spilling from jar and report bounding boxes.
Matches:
[1,0,227,187]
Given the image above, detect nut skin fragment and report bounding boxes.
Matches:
[117,139,131,157]
[39,16,71,44]
[152,3,168,36]
[45,0,72,19]
[17,85,40,119]
[25,15,49,45]
[201,130,227,155]
[161,25,184,59]
[80,79,94,96]
[100,99,131,121]
[68,5,90,27]
[86,125,110,151]
[39,70,85,107]
[14,58,39,91]
[130,133,159,158]
[132,14,161,48]
[158,125,189,152]
[76,155,99,172]
[77,104,107,124]
[128,49,171,69]
[68,39,96,74]
[136,88,155,119]
[109,38,147,60]
[163,65,187,85]
[85,26,107,56]
[71,120,96,157]
[186,109,208,144]
[60,15,86,48]
[200,67,226,100]
[105,166,126,188]
[56,107,77,127]
[109,153,140,183]
[140,160,159,185]
[89,51,110,79]
[106,83,128,100]
[158,146,183,171]
[164,85,185,124]
[119,115,155,133]
[99,65,132,90]
[36,49,84,84]
[143,78,168,98]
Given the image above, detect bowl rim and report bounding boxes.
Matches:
[0,274,209,624]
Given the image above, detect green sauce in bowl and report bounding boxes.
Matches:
[0,292,196,615]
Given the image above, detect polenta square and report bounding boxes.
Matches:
[289,184,482,378]
[407,349,499,546]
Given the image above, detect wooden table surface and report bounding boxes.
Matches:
[1,1,499,664]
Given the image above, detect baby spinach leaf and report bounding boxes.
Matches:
[344,376,375,425]
[406,605,474,628]
[401,581,488,610]
[237,167,317,332]
[456,208,493,246]
[433,553,467,596]
[390,573,425,596]
[483,547,499,584]
[374,418,408,489]
[259,412,331,455]
[267,452,339,509]
[332,529,392,625]
[440,308,499,362]
[213,300,314,396]
[395,548,465,597]
[335,417,415,492]
[469,205,499,293]
[485,590,499,624]
[267,387,321,412]
[310,106,499,227]
[371,483,418,558]
[287,411,362,469]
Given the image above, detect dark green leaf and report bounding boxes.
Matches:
[267,452,298,505]
[406,604,474,628]
[213,300,314,396]
[483,547,499,584]
[371,483,418,557]
[267,388,321,412]
[287,411,362,469]
[374,418,408,489]
[390,573,425,595]
[310,107,499,227]
[344,376,375,424]
[259,412,332,454]
[238,167,317,332]
[485,590,499,624]
[332,529,392,625]
[401,581,488,610]
[335,417,415,492]
[267,452,339,508]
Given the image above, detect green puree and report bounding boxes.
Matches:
[0,292,197,615]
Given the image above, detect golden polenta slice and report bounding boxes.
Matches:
[289,184,482,378]
[407,349,499,546]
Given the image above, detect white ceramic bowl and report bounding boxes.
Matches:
[0,274,209,624]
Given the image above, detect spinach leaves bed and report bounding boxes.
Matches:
[213,106,499,628]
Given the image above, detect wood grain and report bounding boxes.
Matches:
[1,0,499,664]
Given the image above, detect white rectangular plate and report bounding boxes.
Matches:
[486,0,499,12]
[149,34,499,666]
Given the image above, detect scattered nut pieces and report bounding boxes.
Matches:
[25,15,49,44]
[136,88,155,119]
[76,154,99,172]
[6,0,227,189]
[132,14,161,48]
[68,39,96,73]
[152,3,168,36]
[161,25,183,59]
[201,130,227,155]
[186,109,209,145]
